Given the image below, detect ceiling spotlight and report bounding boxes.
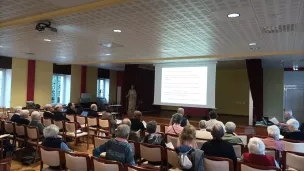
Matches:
[0,45,3,48]
[227,13,240,18]
[249,43,257,46]
[61,56,66,58]
[44,39,51,42]
[105,54,111,56]
[113,29,122,33]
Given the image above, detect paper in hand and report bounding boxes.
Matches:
[269,117,279,125]
[142,120,147,128]
[166,142,174,149]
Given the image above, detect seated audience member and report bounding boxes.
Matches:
[169,108,189,127]
[122,118,140,142]
[0,130,15,157]
[10,106,22,123]
[66,103,77,115]
[166,113,184,135]
[242,138,279,168]
[101,112,116,134]
[222,122,243,144]
[196,120,213,139]
[176,125,203,170]
[29,111,45,135]
[279,109,295,132]
[87,104,99,117]
[18,110,30,125]
[93,124,135,166]
[201,123,237,168]
[41,124,72,152]
[130,110,145,132]
[262,125,284,152]
[43,104,54,119]
[300,122,304,132]
[53,104,70,121]
[142,120,165,146]
[206,110,225,132]
[284,119,304,140]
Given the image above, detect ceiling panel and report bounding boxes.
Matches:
[0,0,303,69]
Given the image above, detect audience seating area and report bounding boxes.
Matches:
[1,108,304,171]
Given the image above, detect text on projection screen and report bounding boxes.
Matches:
[161,67,207,105]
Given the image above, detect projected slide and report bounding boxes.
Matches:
[154,62,216,108]
[161,67,207,105]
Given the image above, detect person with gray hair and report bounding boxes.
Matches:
[166,113,184,135]
[222,121,243,144]
[169,108,189,127]
[93,124,135,166]
[142,120,165,146]
[122,118,140,142]
[43,104,54,119]
[262,125,284,152]
[53,104,69,121]
[284,119,304,140]
[29,111,45,134]
[17,110,30,125]
[242,137,279,167]
[196,120,213,139]
[201,123,237,168]
[10,106,23,123]
[41,124,72,152]
[87,104,99,117]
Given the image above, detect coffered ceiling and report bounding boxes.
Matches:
[0,0,303,69]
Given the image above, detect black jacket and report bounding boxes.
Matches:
[130,119,145,132]
[53,112,70,121]
[284,131,304,141]
[142,134,166,147]
[43,111,54,119]
[66,108,77,115]
[10,114,21,123]
[201,139,237,169]
[17,118,30,125]
[87,110,99,117]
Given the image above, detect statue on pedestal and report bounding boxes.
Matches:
[126,85,137,115]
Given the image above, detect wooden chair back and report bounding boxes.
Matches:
[204,155,234,171]
[237,161,281,171]
[92,135,111,148]
[91,156,123,171]
[65,151,90,171]
[165,133,179,147]
[282,151,304,171]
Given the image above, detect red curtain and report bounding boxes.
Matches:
[80,66,87,95]
[26,60,36,101]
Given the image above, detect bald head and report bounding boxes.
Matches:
[177,108,184,115]
[211,123,224,140]
[90,104,97,111]
[122,118,131,127]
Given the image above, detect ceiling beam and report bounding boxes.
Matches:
[0,0,133,28]
[66,50,304,65]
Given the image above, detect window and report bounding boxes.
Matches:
[0,69,11,108]
[97,78,109,101]
[52,74,71,104]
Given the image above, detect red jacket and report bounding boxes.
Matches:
[243,153,276,167]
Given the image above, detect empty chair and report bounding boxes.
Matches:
[166,133,179,147]
[282,151,304,171]
[26,126,42,163]
[76,116,87,128]
[14,124,26,145]
[66,114,75,122]
[237,134,248,146]
[128,140,137,156]
[98,119,110,131]
[283,140,304,153]
[4,121,14,139]
[53,120,65,138]
[39,146,63,170]
[204,155,234,171]
[65,121,89,150]
[166,147,181,170]
[238,161,281,171]
[91,156,123,171]
[139,143,165,169]
[93,135,110,148]
[42,117,52,127]
[65,151,90,171]
[87,117,98,135]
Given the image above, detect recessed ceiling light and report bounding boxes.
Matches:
[113,29,122,33]
[249,43,257,46]
[61,56,66,58]
[0,45,3,48]
[105,54,111,56]
[44,39,51,42]
[227,13,240,18]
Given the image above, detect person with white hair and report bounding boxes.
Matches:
[41,124,72,152]
[222,122,242,144]
[93,124,135,166]
[262,125,284,152]
[122,118,140,142]
[87,104,99,117]
[284,119,304,140]
[17,110,30,125]
[10,106,23,123]
[29,111,45,134]
[169,108,189,127]
[196,120,213,139]
[242,137,279,167]
[43,104,54,119]
[53,104,69,121]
